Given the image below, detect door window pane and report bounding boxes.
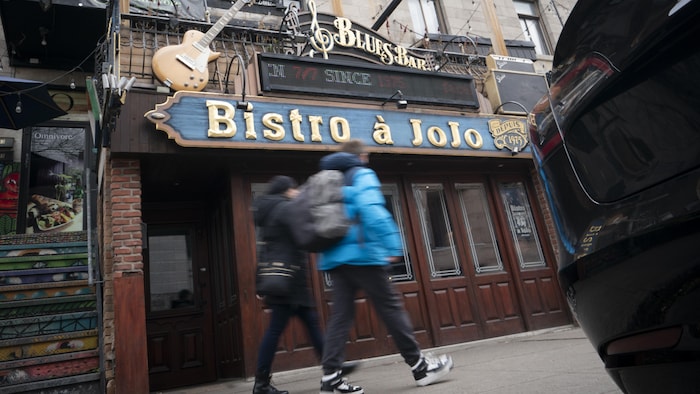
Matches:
[499,182,546,269]
[148,230,194,312]
[457,183,504,273]
[382,184,413,282]
[413,183,461,277]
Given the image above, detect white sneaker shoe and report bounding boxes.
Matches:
[411,353,454,386]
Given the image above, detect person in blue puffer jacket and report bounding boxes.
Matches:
[317,140,453,394]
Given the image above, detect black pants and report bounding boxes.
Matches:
[321,265,421,374]
[256,303,324,375]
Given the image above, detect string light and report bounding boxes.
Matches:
[15,94,22,114]
[0,43,100,99]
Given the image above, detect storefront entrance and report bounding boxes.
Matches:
[138,153,571,390]
[143,210,217,391]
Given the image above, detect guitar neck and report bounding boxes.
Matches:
[198,0,251,48]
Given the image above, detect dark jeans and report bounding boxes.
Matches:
[321,265,421,374]
[256,303,325,375]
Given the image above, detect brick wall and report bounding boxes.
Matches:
[101,155,148,394]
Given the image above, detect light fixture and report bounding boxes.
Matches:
[381,90,408,109]
[226,54,253,112]
[39,27,49,46]
[493,100,529,115]
[15,94,22,114]
[70,77,76,90]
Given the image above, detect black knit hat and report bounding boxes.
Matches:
[265,175,298,195]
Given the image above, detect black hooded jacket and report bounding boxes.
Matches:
[253,193,313,306]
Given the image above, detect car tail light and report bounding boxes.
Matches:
[605,326,682,355]
[529,53,616,162]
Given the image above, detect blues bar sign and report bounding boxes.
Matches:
[145,92,529,156]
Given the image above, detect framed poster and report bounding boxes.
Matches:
[24,127,86,234]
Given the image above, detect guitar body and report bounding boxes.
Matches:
[152,30,221,91]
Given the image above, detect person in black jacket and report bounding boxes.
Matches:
[252,175,314,394]
[252,176,358,394]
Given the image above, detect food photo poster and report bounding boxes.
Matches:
[24,127,85,234]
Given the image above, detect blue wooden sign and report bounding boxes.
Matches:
[145,91,530,156]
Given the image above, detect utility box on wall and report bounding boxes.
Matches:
[484,69,549,115]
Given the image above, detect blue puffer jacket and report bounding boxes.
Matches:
[317,152,403,271]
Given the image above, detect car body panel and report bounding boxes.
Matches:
[529,0,700,392]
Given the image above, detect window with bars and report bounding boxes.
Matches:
[513,0,551,56]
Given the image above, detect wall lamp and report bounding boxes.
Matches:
[381,90,408,109]
[493,100,529,115]
[225,54,253,111]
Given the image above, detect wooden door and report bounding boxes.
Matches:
[453,181,526,338]
[144,221,217,391]
[493,179,570,330]
[408,181,482,345]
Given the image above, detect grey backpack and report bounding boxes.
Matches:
[288,168,358,252]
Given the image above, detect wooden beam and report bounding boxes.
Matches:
[481,0,508,55]
[114,274,149,394]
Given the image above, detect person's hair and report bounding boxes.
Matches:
[340,139,366,155]
[265,175,297,195]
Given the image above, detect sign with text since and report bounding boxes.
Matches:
[258,53,480,109]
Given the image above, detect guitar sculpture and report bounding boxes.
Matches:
[152,0,252,91]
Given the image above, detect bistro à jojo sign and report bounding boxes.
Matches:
[145,92,529,155]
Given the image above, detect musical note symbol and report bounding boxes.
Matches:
[307,0,334,59]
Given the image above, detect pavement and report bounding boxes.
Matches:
[157,325,623,394]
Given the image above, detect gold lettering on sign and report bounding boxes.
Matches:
[244,112,256,139]
[290,109,304,142]
[308,115,323,142]
[488,119,528,153]
[372,115,394,145]
[194,102,494,151]
[262,113,285,140]
[207,100,236,138]
[306,0,428,70]
[410,119,424,146]
[427,126,447,147]
[465,128,483,149]
[448,121,462,148]
[329,116,351,142]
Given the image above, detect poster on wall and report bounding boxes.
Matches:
[25,127,85,234]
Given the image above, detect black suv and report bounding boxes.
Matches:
[528,1,700,393]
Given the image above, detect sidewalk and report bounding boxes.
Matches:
[157,325,623,394]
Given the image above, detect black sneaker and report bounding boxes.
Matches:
[411,353,454,387]
[320,370,364,394]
